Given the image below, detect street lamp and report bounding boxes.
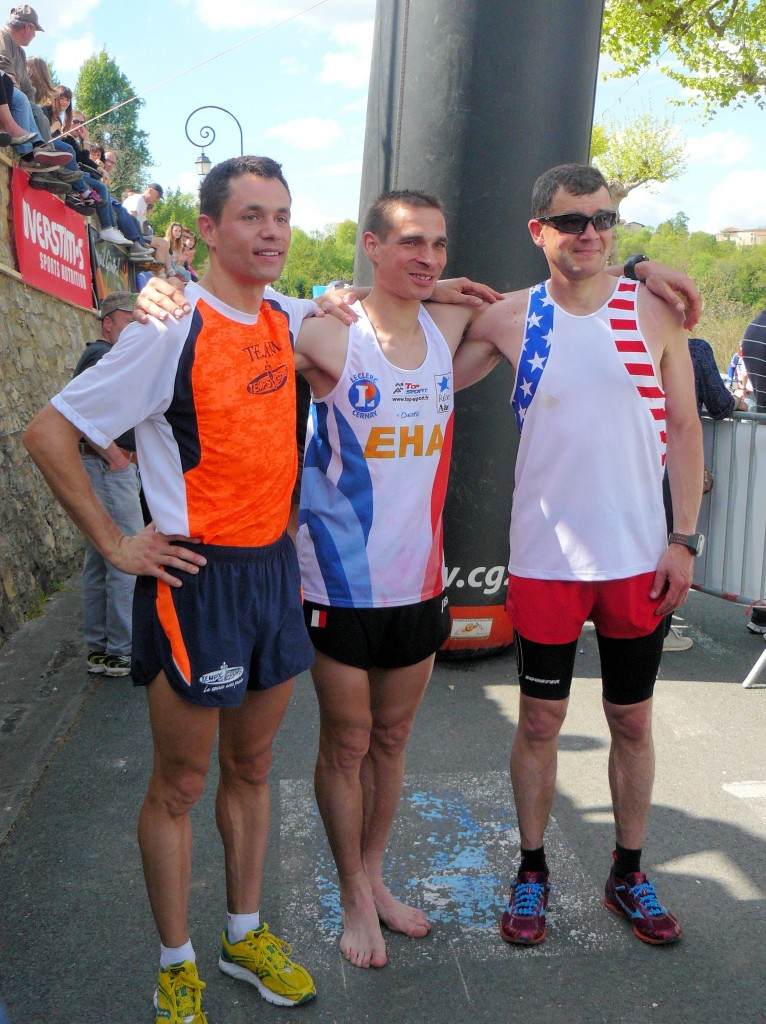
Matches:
[195,151,212,180]
[185,106,244,180]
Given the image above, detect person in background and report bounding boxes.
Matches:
[662,337,749,651]
[123,183,174,275]
[740,309,766,635]
[73,291,145,678]
[164,221,192,282]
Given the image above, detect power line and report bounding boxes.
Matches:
[77,0,332,133]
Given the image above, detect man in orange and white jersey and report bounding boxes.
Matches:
[24,156,320,1024]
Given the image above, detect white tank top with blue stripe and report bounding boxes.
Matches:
[298,301,455,607]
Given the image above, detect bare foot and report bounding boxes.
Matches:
[339,885,388,968]
[371,883,431,937]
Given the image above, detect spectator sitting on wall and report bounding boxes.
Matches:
[46,83,72,137]
[0,5,49,137]
[122,183,174,275]
[0,9,80,177]
[63,110,154,254]
[24,58,109,214]
[0,68,36,147]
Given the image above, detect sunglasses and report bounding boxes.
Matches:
[537,210,618,234]
[72,118,85,125]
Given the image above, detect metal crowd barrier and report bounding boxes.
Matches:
[694,411,766,687]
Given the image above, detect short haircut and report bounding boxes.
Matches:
[531,164,611,217]
[363,189,443,239]
[199,156,291,224]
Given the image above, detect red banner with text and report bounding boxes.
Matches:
[12,167,93,308]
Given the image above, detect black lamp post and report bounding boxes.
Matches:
[184,106,244,180]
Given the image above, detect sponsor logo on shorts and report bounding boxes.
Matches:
[348,373,381,418]
[524,675,561,686]
[434,371,452,413]
[199,662,245,694]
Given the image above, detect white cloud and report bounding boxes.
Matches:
[173,170,203,197]
[706,170,766,232]
[41,0,102,33]
[619,184,680,230]
[320,22,373,89]
[53,36,96,75]
[267,117,342,151]
[686,131,752,166]
[320,51,369,89]
[290,186,359,233]
[280,56,306,76]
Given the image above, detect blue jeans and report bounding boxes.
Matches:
[113,201,142,242]
[9,87,40,154]
[81,456,144,657]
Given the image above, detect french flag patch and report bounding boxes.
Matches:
[311,609,327,628]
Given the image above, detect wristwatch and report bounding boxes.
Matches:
[623,254,649,280]
[668,532,705,556]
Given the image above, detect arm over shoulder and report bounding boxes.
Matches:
[451,289,527,390]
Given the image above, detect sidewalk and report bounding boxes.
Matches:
[0,577,764,1023]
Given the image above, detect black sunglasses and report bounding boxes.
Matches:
[537,210,618,234]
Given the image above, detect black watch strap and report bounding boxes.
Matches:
[668,532,704,556]
[624,254,649,280]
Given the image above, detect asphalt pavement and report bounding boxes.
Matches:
[0,575,764,1024]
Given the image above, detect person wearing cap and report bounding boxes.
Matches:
[0,5,79,174]
[73,291,144,678]
[122,184,175,273]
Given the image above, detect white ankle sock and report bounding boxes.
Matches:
[227,911,260,944]
[160,938,195,968]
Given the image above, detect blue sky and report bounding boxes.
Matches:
[29,0,766,236]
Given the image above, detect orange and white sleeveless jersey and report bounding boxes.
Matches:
[52,284,314,547]
[508,278,667,581]
[297,301,454,608]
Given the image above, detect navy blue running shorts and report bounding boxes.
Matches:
[303,591,451,670]
[132,534,314,707]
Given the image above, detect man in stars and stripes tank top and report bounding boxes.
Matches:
[452,163,703,949]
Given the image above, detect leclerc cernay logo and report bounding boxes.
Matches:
[348,373,381,419]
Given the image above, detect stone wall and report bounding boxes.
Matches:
[0,153,99,647]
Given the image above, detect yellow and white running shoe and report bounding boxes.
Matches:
[218,923,316,1007]
[154,960,207,1024]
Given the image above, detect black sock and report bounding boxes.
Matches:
[614,843,642,877]
[519,845,548,876]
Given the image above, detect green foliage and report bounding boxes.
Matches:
[274,220,357,298]
[150,189,208,271]
[592,110,686,207]
[616,218,766,367]
[602,0,766,116]
[75,50,152,193]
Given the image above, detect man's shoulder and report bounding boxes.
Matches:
[73,340,110,377]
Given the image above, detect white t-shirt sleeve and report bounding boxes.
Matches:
[265,287,318,334]
[51,317,186,448]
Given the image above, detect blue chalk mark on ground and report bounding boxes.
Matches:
[309,783,516,928]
